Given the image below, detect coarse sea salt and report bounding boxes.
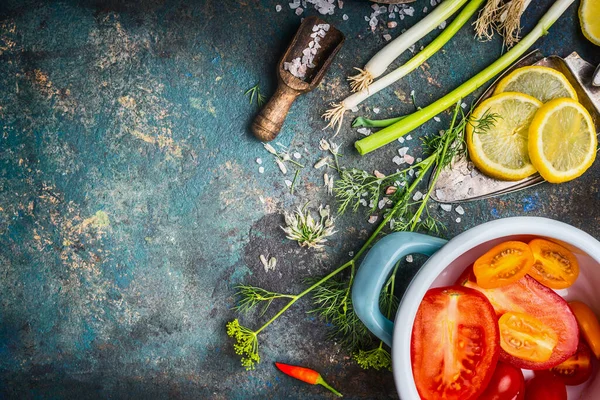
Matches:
[373,107,381,114]
[397,137,405,144]
[440,204,452,212]
[285,179,293,187]
[404,154,415,165]
[259,166,265,174]
[256,158,262,164]
[406,135,413,140]
[455,205,465,215]
[433,116,441,122]
[392,156,403,165]
[413,191,423,201]
[368,215,378,224]
[276,4,282,12]
[357,127,372,136]
[293,152,301,159]
[398,147,409,157]
[343,14,348,20]
[284,23,330,79]
[456,217,462,223]
[406,255,413,263]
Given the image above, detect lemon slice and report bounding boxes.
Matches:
[467,92,542,181]
[580,0,600,46]
[529,98,597,184]
[494,66,578,103]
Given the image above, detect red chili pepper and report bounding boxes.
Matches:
[275,362,343,397]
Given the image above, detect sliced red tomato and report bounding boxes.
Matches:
[528,239,579,289]
[479,361,525,400]
[459,267,578,369]
[474,241,534,289]
[569,301,600,358]
[411,286,499,400]
[551,340,593,386]
[525,372,567,400]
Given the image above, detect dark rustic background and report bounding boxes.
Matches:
[0,0,598,398]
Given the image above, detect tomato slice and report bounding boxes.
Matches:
[411,286,499,400]
[528,239,579,289]
[551,340,593,386]
[479,361,525,400]
[525,372,567,400]
[460,269,578,369]
[473,241,534,289]
[569,301,600,358]
[498,312,558,363]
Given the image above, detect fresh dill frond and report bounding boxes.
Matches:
[470,109,501,136]
[354,345,392,371]
[226,319,260,370]
[245,83,266,106]
[309,277,372,350]
[234,285,293,316]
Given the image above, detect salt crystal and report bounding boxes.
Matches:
[371,3,379,11]
[357,127,372,136]
[360,199,367,207]
[430,0,436,6]
[406,135,412,140]
[379,6,387,13]
[378,199,387,210]
[392,156,403,165]
[383,34,392,42]
[413,191,423,201]
[408,44,416,53]
[438,21,447,29]
[276,158,288,174]
[374,170,386,179]
[434,116,441,122]
[338,0,343,9]
[373,107,381,114]
[386,186,397,195]
[417,158,422,162]
[404,7,414,16]
[398,147,409,156]
[423,6,428,13]
[293,152,301,159]
[455,205,465,215]
[368,200,375,209]
[343,14,348,20]
[285,179,293,187]
[406,255,413,263]
[259,166,265,174]
[408,169,414,177]
[440,204,452,212]
[312,25,319,32]
[456,217,462,223]
[397,137,405,144]
[415,170,420,177]
[368,215,378,224]
[389,12,396,19]
[387,21,397,28]
[289,0,300,9]
[256,158,262,164]
[276,4,282,12]
[404,154,415,165]
[461,102,467,108]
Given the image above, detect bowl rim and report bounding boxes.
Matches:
[392,216,600,400]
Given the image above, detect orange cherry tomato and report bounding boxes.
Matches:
[550,340,593,386]
[569,301,600,358]
[498,312,558,363]
[474,241,534,289]
[528,239,579,289]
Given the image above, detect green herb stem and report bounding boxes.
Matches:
[352,116,406,129]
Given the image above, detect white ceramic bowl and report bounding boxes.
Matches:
[353,217,600,400]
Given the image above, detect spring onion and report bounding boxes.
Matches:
[347,0,470,93]
[355,0,575,155]
[323,0,485,133]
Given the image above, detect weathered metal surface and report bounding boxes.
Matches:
[0,1,598,399]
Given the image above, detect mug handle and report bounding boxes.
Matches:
[352,232,447,347]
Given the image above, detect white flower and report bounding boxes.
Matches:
[281,204,336,249]
[263,143,278,155]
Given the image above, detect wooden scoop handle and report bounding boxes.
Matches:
[252,82,299,142]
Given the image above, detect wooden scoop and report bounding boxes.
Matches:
[252,16,344,142]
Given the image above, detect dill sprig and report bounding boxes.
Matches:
[227,100,497,370]
[245,83,266,106]
[234,285,295,316]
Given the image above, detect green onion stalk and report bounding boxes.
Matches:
[354,0,576,155]
[324,0,485,133]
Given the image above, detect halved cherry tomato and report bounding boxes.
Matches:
[569,301,600,358]
[473,241,534,289]
[551,340,593,386]
[479,361,525,400]
[459,268,578,369]
[528,239,579,289]
[411,286,499,400]
[498,312,558,363]
[525,372,567,400]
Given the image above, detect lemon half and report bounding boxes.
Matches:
[467,92,542,181]
[580,0,600,46]
[494,66,578,103]
[529,98,597,184]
